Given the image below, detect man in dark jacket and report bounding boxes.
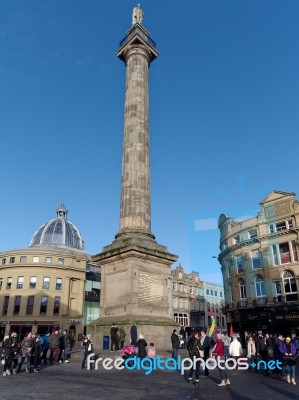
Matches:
[171,329,180,361]
[199,328,211,376]
[187,331,201,386]
[110,324,119,351]
[256,331,268,376]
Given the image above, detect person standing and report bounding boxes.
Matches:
[18,332,33,373]
[213,335,230,387]
[256,331,269,376]
[187,331,201,386]
[81,334,93,369]
[130,324,137,346]
[110,323,119,351]
[49,328,60,365]
[31,334,41,373]
[199,328,211,377]
[135,334,147,360]
[246,336,256,371]
[119,327,126,349]
[279,336,297,385]
[229,334,243,365]
[59,330,70,363]
[171,329,180,361]
[223,332,231,361]
[40,332,50,366]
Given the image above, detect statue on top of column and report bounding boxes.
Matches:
[132,4,144,25]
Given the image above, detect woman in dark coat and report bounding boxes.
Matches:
[135,334,147,359]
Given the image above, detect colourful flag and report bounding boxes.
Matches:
[208,310,217,339]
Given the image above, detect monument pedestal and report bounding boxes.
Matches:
[91,235,179,349]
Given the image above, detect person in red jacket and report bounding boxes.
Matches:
[212,334,230,387]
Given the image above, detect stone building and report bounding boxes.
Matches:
[0,204,97,341]
[218,190,299,340]
[171,265,202,327]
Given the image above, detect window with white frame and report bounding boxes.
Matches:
[56,278,62,290]
[6,277,12,289]
[32,256,39,263]
[179,298,184,308]
[251,249,262,269]
[271,241,298,265]
[46,257,52,264]
[184,299,189,309]
[255,275,265,297]
[42,277,50,290]
[239,279,246,299]
[17,276,24,289]
[283,270,297,301]
[173,298,178,308]
[269,219,293,234]
[29,276,37,289]
[58,258,64,266]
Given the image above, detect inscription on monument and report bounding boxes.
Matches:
[138,273,163,303]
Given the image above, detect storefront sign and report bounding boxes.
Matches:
[69,318,82,324]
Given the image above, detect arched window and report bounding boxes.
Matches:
[283,270,298,301]
[255,275,265,297]
[239,279,246,299]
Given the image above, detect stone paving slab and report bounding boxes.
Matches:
[0,359,298,400]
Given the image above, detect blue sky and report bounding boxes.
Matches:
[1,1,299,284]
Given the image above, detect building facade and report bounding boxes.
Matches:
[171,265,202,327]
[0,204,99,341]
[218,190,299,340]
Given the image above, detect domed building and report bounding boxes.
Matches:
[0,204,97,340]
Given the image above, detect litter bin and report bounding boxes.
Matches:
[103,336,110,350]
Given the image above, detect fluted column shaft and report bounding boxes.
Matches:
[119,46,152,234]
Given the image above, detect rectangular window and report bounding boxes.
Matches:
[6,277,12,289]
[14,296,21,315]
[53,296,61,316]
[9,257,15,264]
[42,277,50,290]
[215,291,217,296]
[32,256,39,263]
[26,296,34,315]
[279,242,291,264]
[29,276,37,289]
[211,290,214,295]
[45,257,52,264]
[220,292,223,297]
[276,221,286,232]
[2,258,6,265]
[56,278,62,290]
[3,296,9,315]
[20,256,27,264]
[236,255,243,272]
[248,229,258,239]
[58,258,64,266]
[172,283,177,291]
[288,219,293,229]
[0,278,2,290]
[272,245,279,265]
[206,289,210,295]
[40,296,48,315]
[252,250,262,269]
[17,276,24,289]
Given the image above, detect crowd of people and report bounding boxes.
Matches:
[1,328,74,376]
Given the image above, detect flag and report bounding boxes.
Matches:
[229,323,234,337]
[208,310,217,339]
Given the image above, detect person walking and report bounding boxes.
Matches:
[49,328,60,365]
[199,328,211,377]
